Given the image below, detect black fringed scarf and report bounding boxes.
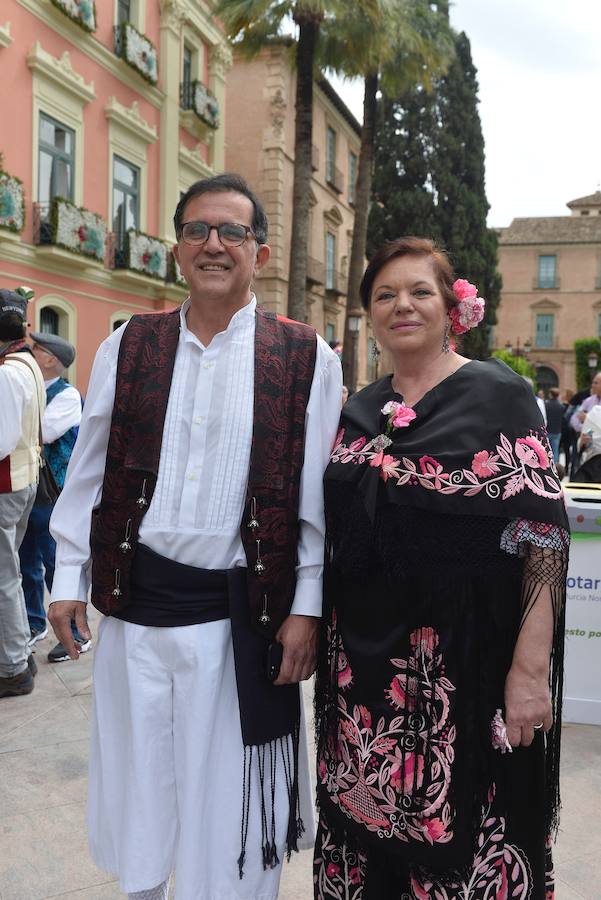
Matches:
[315,359,569,881]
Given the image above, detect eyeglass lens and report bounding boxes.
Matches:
[182,222,249,246]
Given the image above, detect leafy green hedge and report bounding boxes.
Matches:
[491,349,536,379]
[574,338,601,390]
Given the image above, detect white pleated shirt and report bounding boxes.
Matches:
[50,297,342,617]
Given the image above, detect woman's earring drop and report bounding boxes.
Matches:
[442,321,451,354]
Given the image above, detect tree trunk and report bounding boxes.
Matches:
[342,71,379,386]
[287,17,319,323]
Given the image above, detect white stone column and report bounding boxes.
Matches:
[158,0,186,242]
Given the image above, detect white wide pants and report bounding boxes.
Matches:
[88,617,315,899]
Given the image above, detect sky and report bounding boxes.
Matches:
[328,0,601,227]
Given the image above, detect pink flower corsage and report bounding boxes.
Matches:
[449,278,485,335]
[491,709,513,754]
[381,400,416,433]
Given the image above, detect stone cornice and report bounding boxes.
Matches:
[105,96,158,143]
[27,41,95,103]
[178,143,213,179]
[17,0,164,108]
[209,42,233,79]
[159,0,187,28]
[0,21,12,48]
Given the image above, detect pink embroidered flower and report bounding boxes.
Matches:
[379,454,399,483]
[419,455,441,476]
[326,862,341,878]
[318,759,327,782]
[410,879,432,900]
[370,450,384,468]
[423,817,447,842]
[452,278,478,300]
[409,626,439,654]
[332,427,344,453]
[389,748,425,792]
[515,436,549,470]
[491,709,512,754]
[471,449,500,478]
[359,705,372,729]
[337,651,353,689]
[386,673,418,711]
[349,436,367,452]
[349,867,362,885]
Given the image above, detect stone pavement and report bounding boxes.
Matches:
[1,606,600,899]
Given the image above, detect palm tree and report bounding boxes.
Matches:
[215,0,382,323]
[321,0,454,384]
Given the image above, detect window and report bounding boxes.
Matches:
[537,255,557,289]
[117,0,131,24]
[183,45,193,88]
[112,156,140,251]
[325,232,336,290]
[40,307,59,335]
[38,114,75,204]
[535,314,554,349]
[325,323,336,345]
[349,152,358,205]
[326,127,336,185]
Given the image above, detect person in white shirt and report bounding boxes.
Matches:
[48,174,342,900]
[0,288,45,699]
[19,332,85,661]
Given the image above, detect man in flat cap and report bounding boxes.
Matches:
[0,287,45,698]
[20,331,85,662]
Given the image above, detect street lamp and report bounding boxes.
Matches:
[505,337,531,358]
[347,307,363,393]
[588,351,599,371]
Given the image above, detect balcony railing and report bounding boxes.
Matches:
[311,145,319,172]
[533,276,560,290]
[179,79,220,128]
[306,256,325,285]
[326,166,344,194]
[325,270,347,296]
[32,202,52,246]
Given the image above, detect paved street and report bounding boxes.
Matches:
[1,605,600,899]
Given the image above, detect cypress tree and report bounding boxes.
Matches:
[368,31,501,359]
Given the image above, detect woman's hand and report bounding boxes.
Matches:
[504,662,552,748]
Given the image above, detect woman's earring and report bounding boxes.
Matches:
[442,321,451,354]
[371,340,381,361]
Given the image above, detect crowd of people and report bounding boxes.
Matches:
[0,173,588,900]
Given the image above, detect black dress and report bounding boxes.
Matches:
[314,360,569,900]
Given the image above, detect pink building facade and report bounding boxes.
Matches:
[0,0,230,393]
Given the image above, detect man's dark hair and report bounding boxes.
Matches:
[0,312,26,341]
[173,173,268,244]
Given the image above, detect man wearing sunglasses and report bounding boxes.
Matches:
[48,174,342,899]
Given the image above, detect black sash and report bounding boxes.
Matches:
[114,543,304,875]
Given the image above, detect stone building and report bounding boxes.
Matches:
[225,41,374,386]
[495,192,601,394]
[0,0,230,392]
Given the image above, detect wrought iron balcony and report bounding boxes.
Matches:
[32,202,52,245]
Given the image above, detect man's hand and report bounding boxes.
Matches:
[504,662,552,748]
[273,614,319,685]
[48,601,91,661]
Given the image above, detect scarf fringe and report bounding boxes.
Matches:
[238,726,303,879]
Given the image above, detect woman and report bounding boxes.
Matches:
[573,403,601,482]
[314,238,569,899]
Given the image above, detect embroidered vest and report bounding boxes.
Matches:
[89,306,317,636]
[0,351,45,494]
[45,379,79,489]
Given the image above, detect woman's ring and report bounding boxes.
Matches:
[533,722,544,730]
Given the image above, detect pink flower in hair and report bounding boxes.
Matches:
[449,279,485,335]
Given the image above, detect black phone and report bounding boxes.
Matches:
[266,641,283,681]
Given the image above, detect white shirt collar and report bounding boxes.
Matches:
[179,295,257,347]
[45,376,60,388]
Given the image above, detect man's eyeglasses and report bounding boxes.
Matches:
[179,221,255,247]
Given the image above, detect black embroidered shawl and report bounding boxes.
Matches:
[316,359,569,882]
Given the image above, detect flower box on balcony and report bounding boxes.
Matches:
[126,230,168,280]
[0,171,25,233]
[193,81,220,129]
[50,0,96,33]
[114,23,158,85]
[51,197,106,261]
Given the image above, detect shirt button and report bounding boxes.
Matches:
[194,416,204,425]
[186,472,197,481]
[203,362,212,370]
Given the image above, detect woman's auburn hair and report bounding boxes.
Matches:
[359,236,457,312]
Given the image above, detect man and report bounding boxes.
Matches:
[569,373,601,479]
[545,386,564,463]
[49,174,342,899]
[19,332,86,661]
[0,288,45,698]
